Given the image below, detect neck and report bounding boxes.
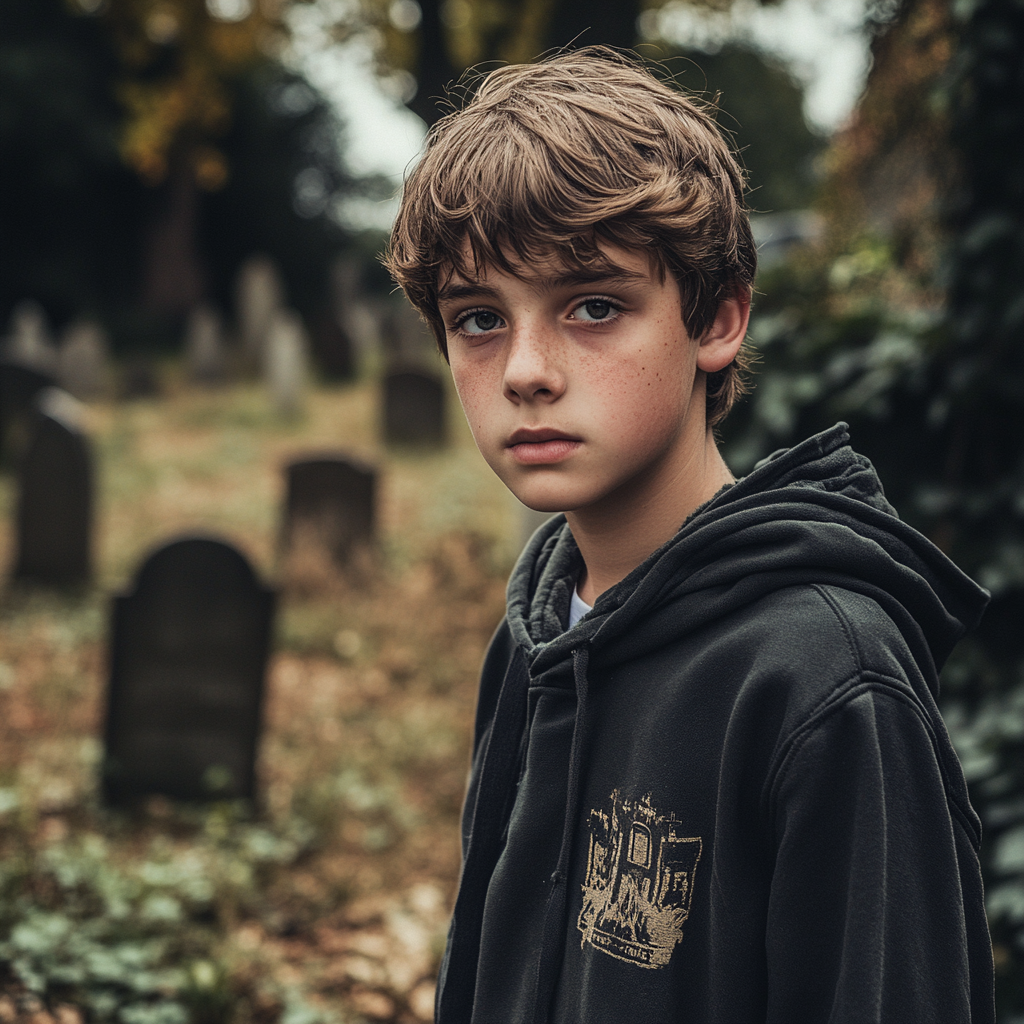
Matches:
[568,426,733,606]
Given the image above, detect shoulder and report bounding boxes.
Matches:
[698,583,946,778]
[724,586,979,845]
[710,583,927,708]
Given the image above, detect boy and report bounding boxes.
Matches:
[386,47,995,1023]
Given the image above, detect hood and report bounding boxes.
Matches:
[508,422,988,695]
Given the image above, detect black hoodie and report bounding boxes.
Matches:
[436,424,995,1024]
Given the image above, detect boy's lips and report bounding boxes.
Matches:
[507,428,582,465]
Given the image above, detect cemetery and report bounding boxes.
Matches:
[0,357,519,1023]
[6,0,1024,1013]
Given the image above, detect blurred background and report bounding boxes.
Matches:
[1,0,1023,1020]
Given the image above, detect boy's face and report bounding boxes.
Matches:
[437,243,740,516]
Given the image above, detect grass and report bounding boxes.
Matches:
[0,365,518,1023]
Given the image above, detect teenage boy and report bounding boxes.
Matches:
[386,47,995,1024]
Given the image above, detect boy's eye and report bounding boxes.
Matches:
[573,299,617,322]
[459,310,504,335]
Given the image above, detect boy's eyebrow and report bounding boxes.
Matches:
[437,267,646,304]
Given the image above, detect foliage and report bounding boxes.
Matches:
[361,0,795,125]
[99,0,284,188]
[0,808,318,1024]
[719,0,1024,1012]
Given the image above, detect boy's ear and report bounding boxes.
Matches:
[695,289,751,374]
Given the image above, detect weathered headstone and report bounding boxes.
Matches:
[265,309,308,416]
[282,456,376,568]
[58,319,110,400]
[184,304,227,385]
[3,300,58,373]
[0,360,57,465]
[14,388,92,585]
[383,368,446,446]
[236,254,285,367]
[102,536,275,805]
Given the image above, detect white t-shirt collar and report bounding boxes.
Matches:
[568,587,593,629]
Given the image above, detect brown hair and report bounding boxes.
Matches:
[385,46,758,427]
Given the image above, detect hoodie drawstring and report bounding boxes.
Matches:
[437,647,531,1024]
[531,643,592,1024]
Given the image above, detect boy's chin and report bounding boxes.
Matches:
[508,485,567,515]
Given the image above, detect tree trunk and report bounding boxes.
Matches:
[143,153,205,314]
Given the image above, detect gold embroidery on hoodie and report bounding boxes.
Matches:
[578,791,702,968]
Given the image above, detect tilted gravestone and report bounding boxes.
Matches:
[282,456,376,567]
[14,389,92,586]
[102,537,276,805]
[382,368,446,446]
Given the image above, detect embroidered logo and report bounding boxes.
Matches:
[578,790,702,969]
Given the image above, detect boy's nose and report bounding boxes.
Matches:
[502,329,566,403]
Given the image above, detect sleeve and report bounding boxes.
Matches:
[764,685,994,1024]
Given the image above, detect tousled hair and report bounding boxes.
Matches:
[385,46,758,427]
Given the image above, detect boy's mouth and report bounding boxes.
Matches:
[507,428,582,465]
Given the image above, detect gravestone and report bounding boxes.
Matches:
[309,312,354,381]
[184,304,227,385]
[236,255,285,367]
[330,257,381,364]
[282,456,376,567]
[102,536,275,805]
[265,309,308,416]
[0,360,57,465]
[383,368,446,446]
[120,357,161,399]
[58,319,110,400]
[3,300,58,374]
[381,300,435,363]
[14,388,92,585]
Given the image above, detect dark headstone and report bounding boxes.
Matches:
[0,360,57,466]
[309,312,355,380]
[102,537,275,805]
[120,358,161,399]
[14,390,92,585]
[383,369,446,446]
[283,456,376,565]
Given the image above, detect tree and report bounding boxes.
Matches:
[365,0,809,126]
[0,0,354,351]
